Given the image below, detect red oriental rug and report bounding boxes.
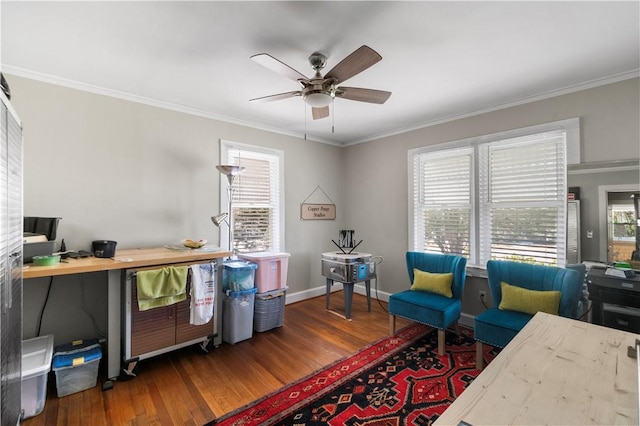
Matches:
[210,323,498,426]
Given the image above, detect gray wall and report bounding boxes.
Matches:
[10,74,640,340]
[342,78,640,319]
[9,75,347,343]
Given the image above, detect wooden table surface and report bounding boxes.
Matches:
[23,246,231,279]
[435,312,639,425]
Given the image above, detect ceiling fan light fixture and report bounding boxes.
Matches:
[251,46,389,121]
[304,91,332,108]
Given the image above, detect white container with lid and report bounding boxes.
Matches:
[22,335,54,419]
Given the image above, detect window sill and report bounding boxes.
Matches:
[466,266,487,279]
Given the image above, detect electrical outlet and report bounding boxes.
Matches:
[479,291,487,303]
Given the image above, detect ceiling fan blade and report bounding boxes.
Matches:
[251,53,308,82]
[249,91,301,103]
[324,45,382,84]
[336,87,391,104]
[312,106,330,120]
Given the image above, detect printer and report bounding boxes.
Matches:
[22,217,60,263]
[23,233,55,263]
[587,265,640,333]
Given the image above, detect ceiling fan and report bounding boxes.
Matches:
[249,45,391,120]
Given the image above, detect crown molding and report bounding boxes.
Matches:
[568,160,640,175]
[4,65,638,149]
[343,69,640,147]
[2,65,342,147]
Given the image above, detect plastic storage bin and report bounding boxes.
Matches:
[223,287,258,344]
[254,288,287,332]
[237,252,290,293]
[222,260,257,291]
[52,339,102,397]
[22,335,54,419]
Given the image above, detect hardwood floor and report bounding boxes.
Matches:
[23,294,411,425]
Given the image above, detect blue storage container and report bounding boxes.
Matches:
[53,338,100,355]
[52,341,102,397]
[222,260,257,291]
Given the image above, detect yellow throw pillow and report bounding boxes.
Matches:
[410,269,454,298]
[498,281,561,315]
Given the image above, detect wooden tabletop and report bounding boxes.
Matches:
[23,246,231,279]
[435,312,639,425]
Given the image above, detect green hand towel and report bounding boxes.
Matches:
[136,266,188,311]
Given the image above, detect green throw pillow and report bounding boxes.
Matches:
[410,269,453,298]
[498,281,561,315]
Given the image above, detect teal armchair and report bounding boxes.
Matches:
[389,252,467,355]
[474,260,582,369]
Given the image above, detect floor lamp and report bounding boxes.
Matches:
[212,165,245,256]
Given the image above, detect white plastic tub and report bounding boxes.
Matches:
[22,335,54,419]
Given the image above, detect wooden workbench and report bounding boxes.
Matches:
[23,246,230,278]
[435,312,639,425]
[23,246,231,380]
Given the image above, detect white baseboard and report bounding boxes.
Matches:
[284,282,393,305]
[459,312,475,329]
[284,286,329,304]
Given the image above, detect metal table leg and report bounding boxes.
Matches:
[106,269,121,381]
[326,277,373,320]
[365,279,371,312]
[343,282,355,319]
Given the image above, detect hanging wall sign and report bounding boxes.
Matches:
[300,185,336,220]
[301,203,336,220]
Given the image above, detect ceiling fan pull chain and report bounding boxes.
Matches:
[304,103,307,140]
[332,98,335,134]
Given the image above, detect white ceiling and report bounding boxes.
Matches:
[1,1,639,145]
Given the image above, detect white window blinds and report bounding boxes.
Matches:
[478,130,567,266]
[413,147,473,256]
[223,143,282,253]
[410,119,575,268]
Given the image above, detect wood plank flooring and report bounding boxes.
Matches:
[23,294,411,425]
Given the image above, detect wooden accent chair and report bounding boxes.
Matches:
[474,260,583,370]
[389,252,467,356]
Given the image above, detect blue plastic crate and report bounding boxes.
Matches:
[52,343,102,397]
[222,260,257,291]
[52,346,102,370]
[53,338,100,356]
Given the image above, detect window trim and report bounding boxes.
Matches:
[408,118,580,268]
[220,139,285,252]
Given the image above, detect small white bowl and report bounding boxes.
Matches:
[183,239,207,249]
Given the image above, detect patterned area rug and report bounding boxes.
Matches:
[210,323,498,425]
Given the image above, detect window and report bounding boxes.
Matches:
[610,204,636,242]
[220,140,284,253]
[409,118,579,268]
[412,147,473,256]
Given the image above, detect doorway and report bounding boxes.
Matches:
[599,185,640,263]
